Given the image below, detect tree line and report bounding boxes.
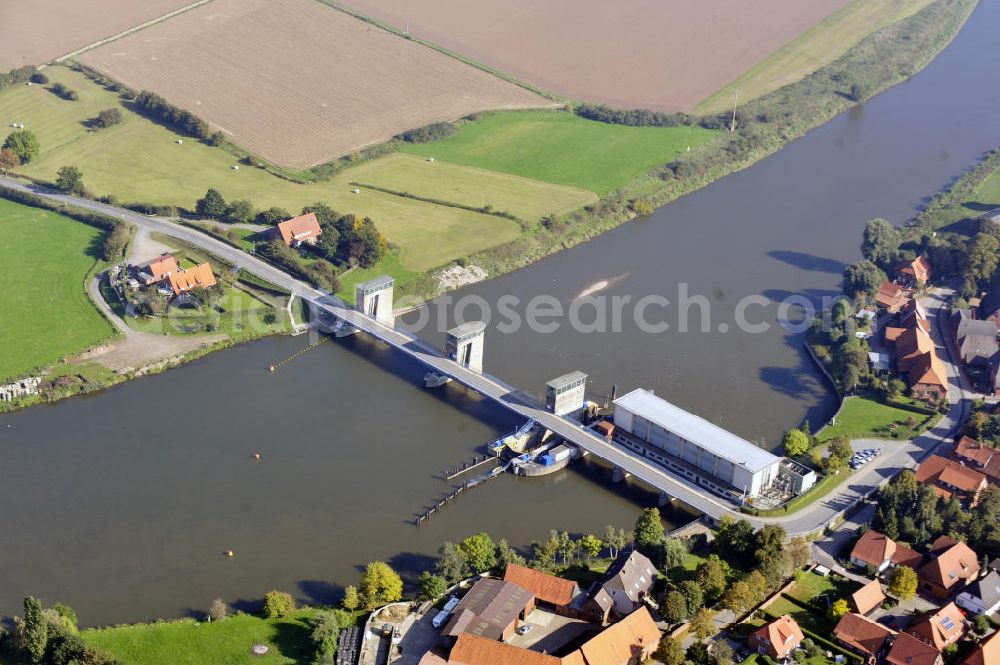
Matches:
[134,91,221,144]
[0,597,119,665]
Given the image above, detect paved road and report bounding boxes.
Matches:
[3,178,971,536]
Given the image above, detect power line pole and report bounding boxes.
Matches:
[729,91,739,133]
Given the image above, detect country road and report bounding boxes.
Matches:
[1,177,972,536]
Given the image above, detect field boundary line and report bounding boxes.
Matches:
[53,0,217,64]
[312,0,565,103]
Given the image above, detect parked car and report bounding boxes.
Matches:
[517,625,533,635]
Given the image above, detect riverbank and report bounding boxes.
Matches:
[395,0,979,302]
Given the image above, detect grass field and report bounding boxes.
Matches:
[347,154,597,221]
[82,611,318,665]
[1,67,544,273]
[817,396,933,442]
[0,198,115,381]
[962,169,1000,218]
[696,0,936,113]
[399,111,716,195]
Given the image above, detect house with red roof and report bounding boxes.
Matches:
[749,615,804,660]
[167,262,217,296]
[886,632,943,665]
[951,436,1000,484]
[905,602,967,650]
[851,530,897,572]
[918,536,980,599]
[916,454,987,505]
[275,212,322,247]
[833,612,895,664]
[503,564,583,616]
[876,281,908,314]
[896,255,933,288]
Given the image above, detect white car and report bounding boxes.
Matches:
[517,625,533,635]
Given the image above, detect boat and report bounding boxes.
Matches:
[424,372,453,388]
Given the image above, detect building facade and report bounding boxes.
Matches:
[611,389,782,500]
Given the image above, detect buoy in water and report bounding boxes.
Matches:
[225,548,235,558]
[268,365,275,372]
[253,452,261,461]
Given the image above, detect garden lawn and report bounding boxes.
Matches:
[399,111,716,195]
[1,67,540,272]
[817,396,933,442]
[0,198,115,381]
[82,611,317,665]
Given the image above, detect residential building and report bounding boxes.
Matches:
[896,255,932,287]
[885,632,943,665]
[918,536,980,599]
[908,351,948,401]
[962,629,1000,665]
[611,388,782,501]
[876,281,908,313]
[892,544,924,569]
[423,633,559,665]
[951,436,1000,484]
[956,569,1000,616]
[833,612,895,664]
[441,578,534,643]
[852,579,886,615]
[979,291,1000,331]
[954,314,999,367]
[584,550,657,622]
[851,530,897,572]
[901,299,930,330]
[503,564,583,616]
[575,607,660,665]
[906,602,966,650]
[167,262,217,295]
[421,608,660,665]
[275,212,322,247]
[137,253,178,285]
[916,454,988,505]
[749,615,804,660]
[894,325,935,373]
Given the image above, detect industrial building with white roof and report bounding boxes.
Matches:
[611,388,783,500]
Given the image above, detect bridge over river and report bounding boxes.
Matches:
[0,177,968,538]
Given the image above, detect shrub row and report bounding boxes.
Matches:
[51,82,79,101]
[574,103,690,127]
[134,90,211,139]
[398,122,458,143]
[0,65,37,91]
[0,184,132,261]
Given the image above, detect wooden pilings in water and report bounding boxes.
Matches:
[415,467,505,526]
[442,454,496,481]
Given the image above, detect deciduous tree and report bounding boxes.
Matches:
[436,542,467,583]
[690,607,716,641]
[195,188,227,219]
[861,218,901,270]
[633,507,665,552]
[342,585,360,611]
[359,561,403,609]
[579,534,603,562]
[208,598,228,621]
[3,129,40,163]
[888,566,917,600]
[0,147,19,175]
[828,598,848,621]
[262,590,295,618]
[663,590,689,624]
[23,596,47,664]
[458,532,497,573]
[604,525,628,559]
[695,556,727,602]
[654,636,685,665]
[56,165,85,195]
[782,429,810,458]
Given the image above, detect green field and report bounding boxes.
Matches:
[0,67,585,274]
[817,396,933,442]
[399,111,716,195]
[963,169,1000,218]
[696,0,937,113]
[347,153,597,221]
[82,611,317,665]
[0,198,115,381]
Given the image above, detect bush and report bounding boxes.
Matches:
[4,129,41,163]
[399,122,458,143]
[208,598,228,621]
[94,108,123,128]
[575,103,688,127]
[50,82,79,101]
[0,65,37,91]
[134,90,211,139]
[261,590,295,618]
[30,72,48,84]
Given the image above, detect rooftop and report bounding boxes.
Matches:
[447,321,487,339]
[356,274,395,292]
[613,389,780,472]
[546,371,588,390]
[443,578,534,641]
[503,564,581,608]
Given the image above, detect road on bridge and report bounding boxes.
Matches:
[1,177,971,537]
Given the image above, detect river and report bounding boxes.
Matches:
[2,0,1000,626]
